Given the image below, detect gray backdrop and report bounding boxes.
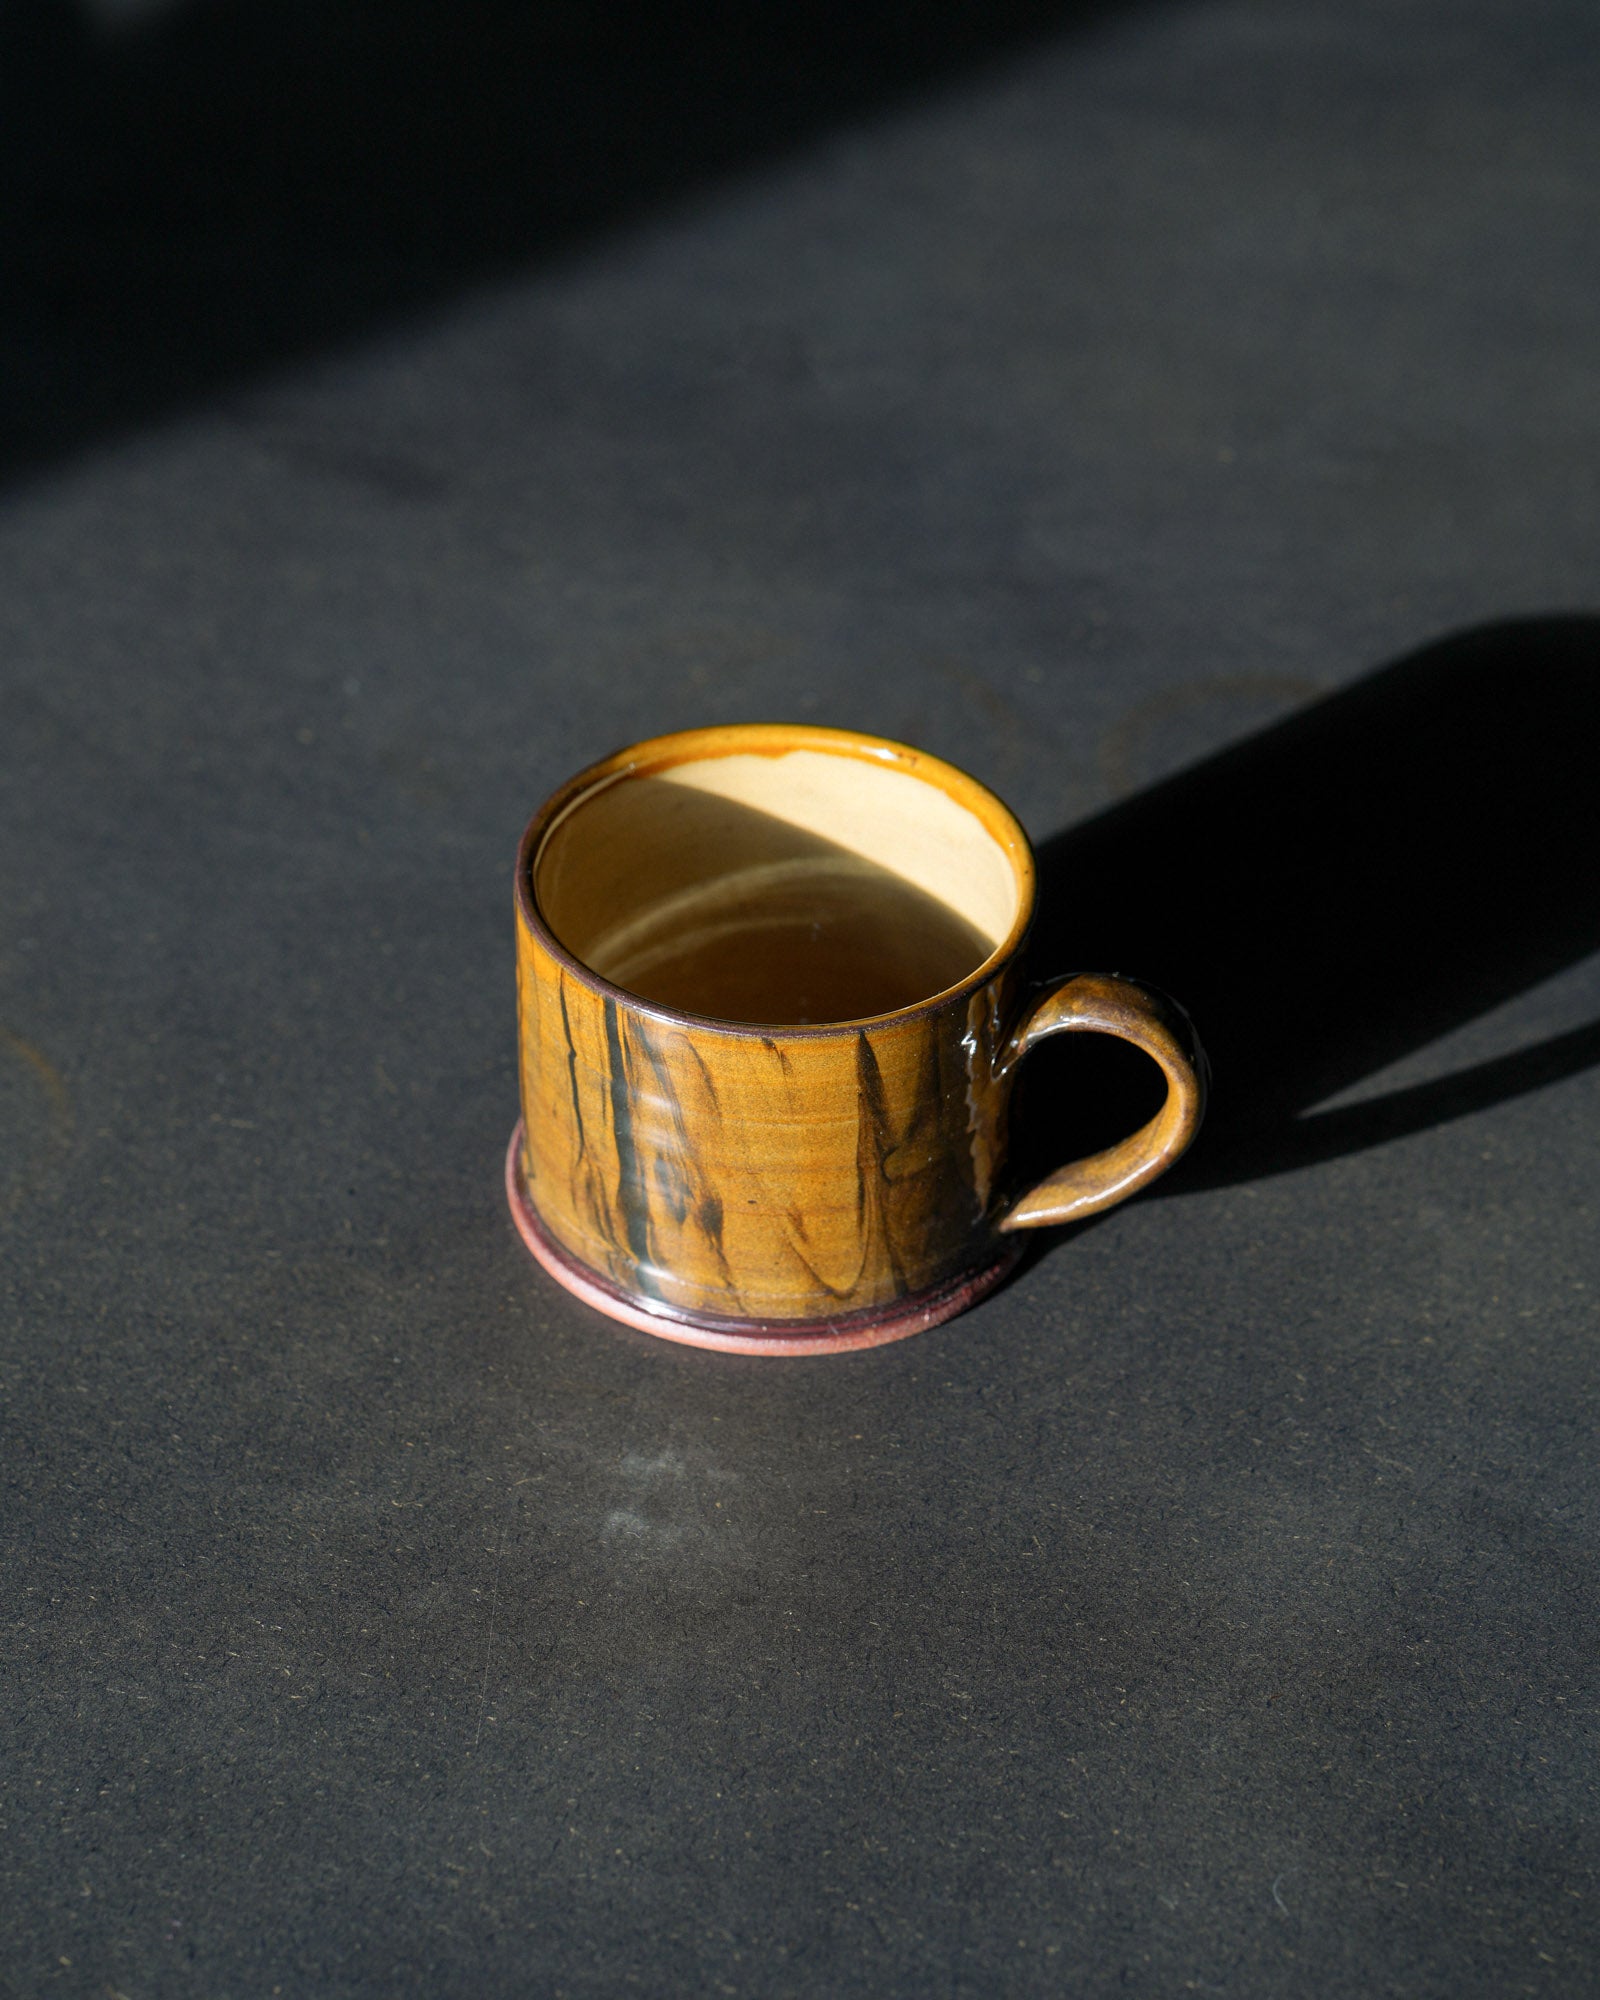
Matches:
[3,1,1597,1993]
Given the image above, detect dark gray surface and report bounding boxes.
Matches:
[4,1,1599,1994]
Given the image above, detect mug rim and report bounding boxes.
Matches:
[515,723,1037,1041]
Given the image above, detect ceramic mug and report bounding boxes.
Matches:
[507,724,1206,1355]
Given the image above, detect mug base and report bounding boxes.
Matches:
[505,1123,1021,1356]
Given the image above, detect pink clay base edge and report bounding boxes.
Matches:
[504,1123,1019,1357]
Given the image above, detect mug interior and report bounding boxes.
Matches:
[534,736,1026,1026]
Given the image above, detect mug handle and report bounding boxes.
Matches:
[997,972,1209,1231]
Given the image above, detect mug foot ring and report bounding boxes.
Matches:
[505,1123,1020,1356]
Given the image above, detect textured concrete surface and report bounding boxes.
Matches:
[3,1,1598,1994]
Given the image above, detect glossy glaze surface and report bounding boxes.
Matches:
[506,1125,1022,1353]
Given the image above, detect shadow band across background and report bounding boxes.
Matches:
[0,0,1125,489]
[1017,617,1600,1197]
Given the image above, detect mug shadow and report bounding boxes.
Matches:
[1010,615,1600,1210]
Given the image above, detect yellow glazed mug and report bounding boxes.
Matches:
[507,725,1206,1355]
